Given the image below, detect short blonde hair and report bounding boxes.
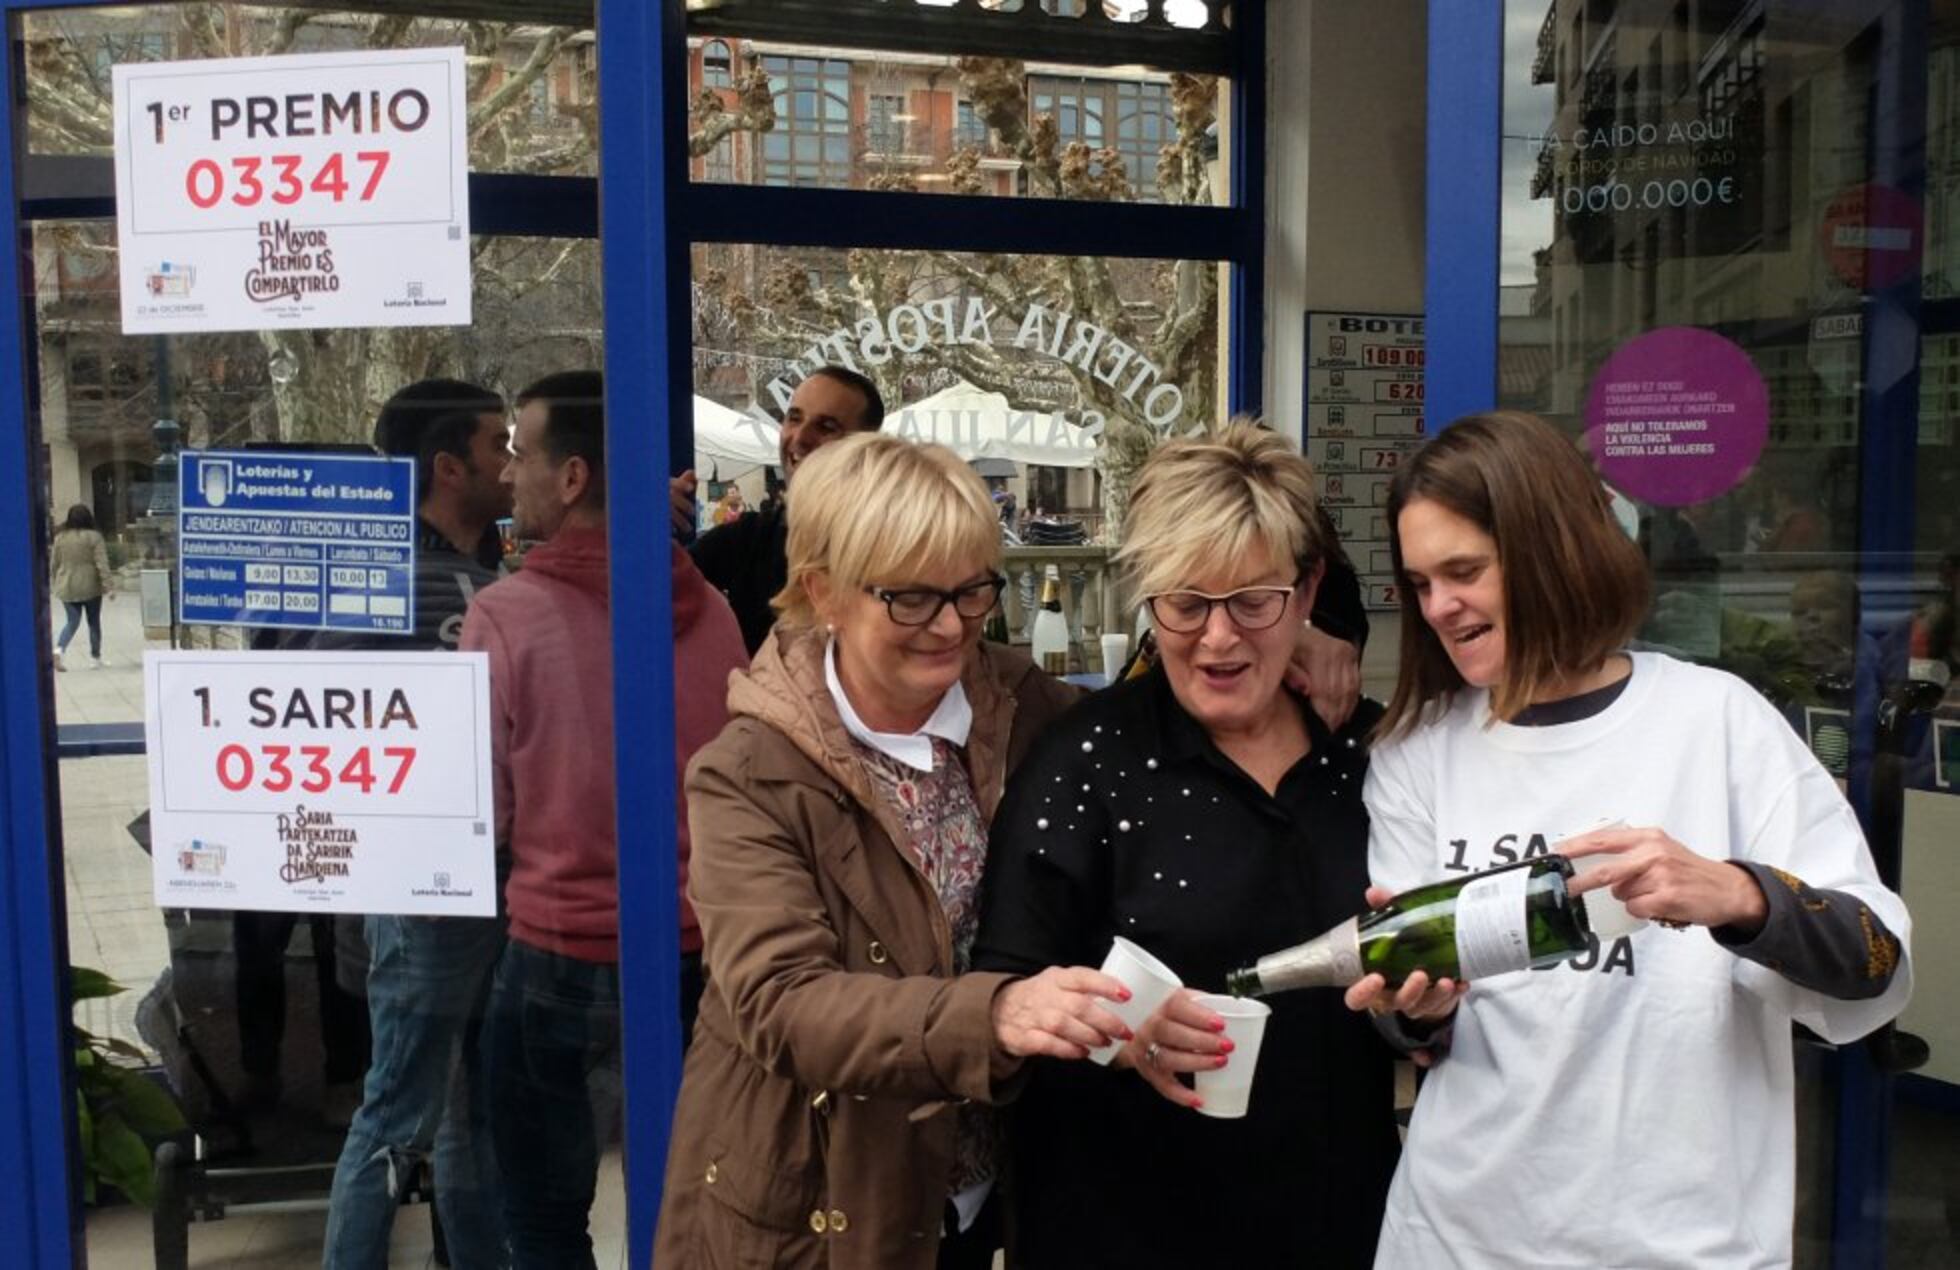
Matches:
[774,432,1002,627]
[1116,420,1330,598]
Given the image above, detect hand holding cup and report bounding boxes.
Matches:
[991,966,1134,1061]
[1120,987,1231,1111]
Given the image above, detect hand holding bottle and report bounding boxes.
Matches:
[1560,826,1768,935]
[1341,886,1468,1066]
[1118,988,1232,1110]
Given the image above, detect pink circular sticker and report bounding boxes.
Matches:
[1585,326,1768,508]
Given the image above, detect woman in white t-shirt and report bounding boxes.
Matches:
[1350,410,1911,1269]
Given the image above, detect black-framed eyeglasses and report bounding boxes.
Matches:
[865,574,1007,626]
[1145,580,1300,634]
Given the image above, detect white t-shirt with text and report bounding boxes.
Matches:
[1366,652,1911,1269]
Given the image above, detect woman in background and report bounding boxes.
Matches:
[50,502,112,671]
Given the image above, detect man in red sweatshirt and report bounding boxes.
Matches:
[463,370,745,1267]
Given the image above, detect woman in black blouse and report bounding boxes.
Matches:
[974,422,1426,1268]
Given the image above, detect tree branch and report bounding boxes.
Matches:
[469,28,570,133]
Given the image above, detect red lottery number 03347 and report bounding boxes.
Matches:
[215,743,415,795]
[184,151,391,210]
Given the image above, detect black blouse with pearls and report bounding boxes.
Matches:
[973,667,1399,1269]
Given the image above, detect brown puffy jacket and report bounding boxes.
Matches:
[50,528,110,603]
[652,625,1079,1269]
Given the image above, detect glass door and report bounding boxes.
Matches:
[1475,0,1958,1263]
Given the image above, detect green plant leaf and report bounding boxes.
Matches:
[91,1114,155,1208]
[74,1090,94,1159]
[103,1037,149,1064]
[70,967,123,1002]
[99,1066,185,1137]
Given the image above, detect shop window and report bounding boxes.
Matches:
[1031,77,1106,146]
[703,38,733,87]
[868,92,907,154]
[761,55,853,187]
[1115,80,1172,196]
[956,99,989,148]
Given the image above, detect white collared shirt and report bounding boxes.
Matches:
[824,638,972,773]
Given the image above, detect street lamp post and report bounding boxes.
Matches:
[140,335,183,647]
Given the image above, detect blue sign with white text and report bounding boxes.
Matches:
[177,449,417,633]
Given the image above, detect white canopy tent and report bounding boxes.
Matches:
[691,394,778,474]
[691,381,1102,473]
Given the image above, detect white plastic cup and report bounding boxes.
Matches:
[1093,936,1182,1066]
[1570,852,1650,940]
[1100,632,1130,684]
[1191,992,1271,1119]
[1562,817,1649,940]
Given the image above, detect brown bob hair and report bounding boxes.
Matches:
[1377,410,1650,738]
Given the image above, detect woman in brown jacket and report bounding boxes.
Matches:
[654,433,1133,1270]
[50,502,112,671]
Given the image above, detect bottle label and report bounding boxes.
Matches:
[1454,865,1532,980]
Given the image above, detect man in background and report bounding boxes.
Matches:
[322,378,514,1269]
[467,371,744,1264]
[674,365,885,652]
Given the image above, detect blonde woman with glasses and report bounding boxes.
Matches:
[973,422,1415,1268]
[654,433,1134,1270]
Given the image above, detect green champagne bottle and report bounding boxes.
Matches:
[983,606,1009,645]
[1224,856,1594,997]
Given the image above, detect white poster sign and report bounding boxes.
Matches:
[145,651,495,916]
[113,48,472,334]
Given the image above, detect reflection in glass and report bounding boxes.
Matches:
[1501,4,1960,1262]
[692,242,1220,542]
[689,37,1220,203]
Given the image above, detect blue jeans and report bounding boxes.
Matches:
[56,597,101,658]
[324,914,507,1269]
[483,940,622,1270]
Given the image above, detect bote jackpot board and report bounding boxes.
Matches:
[1304,312,1426,610]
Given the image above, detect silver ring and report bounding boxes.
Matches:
[1144,1041,1162,1067]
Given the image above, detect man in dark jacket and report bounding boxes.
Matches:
[320,378,514,1270]
[679,365,886,652]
